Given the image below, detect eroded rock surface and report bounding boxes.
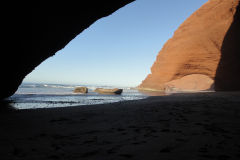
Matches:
[140,0,240,91]
[164,74,214,92]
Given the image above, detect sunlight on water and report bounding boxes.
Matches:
[8,83,151,109]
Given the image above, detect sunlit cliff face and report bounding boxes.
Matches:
[140,0,240,92]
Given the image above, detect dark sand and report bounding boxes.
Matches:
[1,92,240,160]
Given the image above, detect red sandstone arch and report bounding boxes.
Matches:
[1,0,239,100]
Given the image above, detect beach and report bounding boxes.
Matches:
[1,92,240,160]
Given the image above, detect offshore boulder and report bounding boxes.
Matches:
[74,87,88,93]
[95,88,123,95]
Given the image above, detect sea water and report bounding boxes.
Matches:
[8,83,148,109]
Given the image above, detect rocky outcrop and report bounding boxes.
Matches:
[164,74,214,92]
[95,88,123,95]
[139,0,240,91]
[1,1,134,100]
[74,87,88,93]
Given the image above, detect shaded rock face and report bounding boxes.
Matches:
[215,2,240,91]
[140,0,240,91]
[1,1,134,100]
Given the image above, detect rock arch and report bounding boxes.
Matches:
[139,0,240,92]
[1,1,134,99]
[1,0,239,100]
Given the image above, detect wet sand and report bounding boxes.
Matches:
[0,92,240,160]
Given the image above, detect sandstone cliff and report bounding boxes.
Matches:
[139,0,240,91]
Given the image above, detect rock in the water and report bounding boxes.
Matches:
[139,0,240,91]
[95,88,123,95]
[74,87,88,93]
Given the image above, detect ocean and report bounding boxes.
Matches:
[8,83,149,109]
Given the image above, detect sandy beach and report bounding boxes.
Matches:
[1,92,240,160]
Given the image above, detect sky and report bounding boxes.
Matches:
[24,0,208,87]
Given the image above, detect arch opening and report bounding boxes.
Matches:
[7,0,211,109]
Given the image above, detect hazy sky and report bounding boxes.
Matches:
[25,0,208,87]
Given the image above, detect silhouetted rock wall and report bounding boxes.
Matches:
[0,1,134,99]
